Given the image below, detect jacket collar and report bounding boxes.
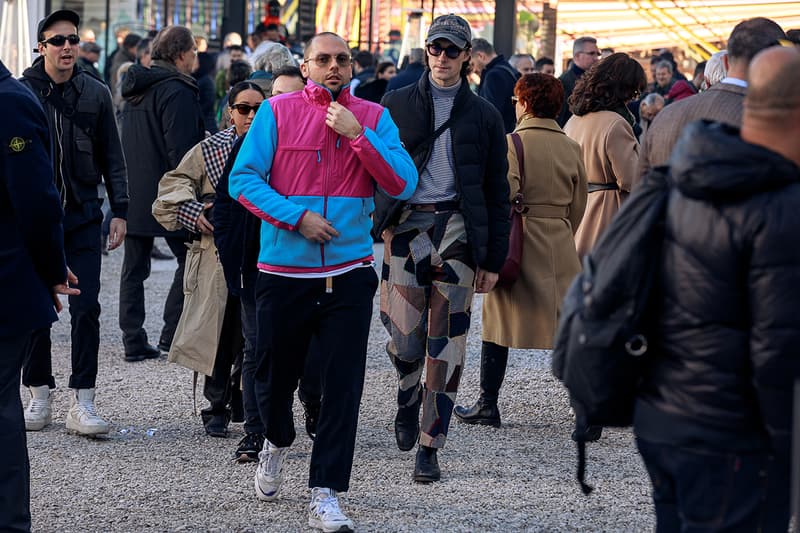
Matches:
[515,116,564,134]
[303,79,353,108]
[0,61,10,83]
[417,71,472,107]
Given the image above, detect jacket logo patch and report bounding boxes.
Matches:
[8,137,30,153]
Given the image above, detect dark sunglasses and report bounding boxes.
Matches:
[230,103,261,115]
[41,34,80,47]
[426,43,465,59]
[304,54,352,68]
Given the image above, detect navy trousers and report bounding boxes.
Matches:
[0,333,32,532]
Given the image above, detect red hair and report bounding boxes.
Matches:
[515,73,564,120]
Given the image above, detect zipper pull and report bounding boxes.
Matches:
[336,136,341,149]
[325,276,333,294]
[317,149,321,163]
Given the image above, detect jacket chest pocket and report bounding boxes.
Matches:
[72,135,99,185]
[272,144,323,196]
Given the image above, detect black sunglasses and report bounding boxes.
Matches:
[41,34,80,47]
[426,42,465,59]
[230,103,261,116]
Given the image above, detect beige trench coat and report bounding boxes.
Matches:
[152,143,228,377]
[563,110,639,258]
[482,117,588,349]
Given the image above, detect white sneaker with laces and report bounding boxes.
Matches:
[65,388,110,436]
[308,487,355,532]
[254,441,289,501]
[24,385,52,431]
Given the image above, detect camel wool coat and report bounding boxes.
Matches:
[482,117,587,349]
[563,110,639,258]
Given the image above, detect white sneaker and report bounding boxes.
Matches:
[65,388,110,436]
[24,385,52,431]
[308,487,355,532]
[254,441,289,501]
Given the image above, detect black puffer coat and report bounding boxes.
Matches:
[635,121,800,470]
[120,60,204,236]
[379,73,510,272]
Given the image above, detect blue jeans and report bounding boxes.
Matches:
[636,438,788,532]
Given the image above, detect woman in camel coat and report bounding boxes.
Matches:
[563,53,647,258]
[455,74,587,427]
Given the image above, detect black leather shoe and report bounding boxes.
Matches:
[453,399,501,427]
[202,411,230,438]
[125,344,160,362]
[413,446,440,483]
[394,402,421,451]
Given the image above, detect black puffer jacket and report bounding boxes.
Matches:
[20,57,128,220]
[379,73,510,272]
[635,121,800,469]
[120,60,204,236]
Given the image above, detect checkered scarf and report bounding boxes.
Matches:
[200,126,237,190]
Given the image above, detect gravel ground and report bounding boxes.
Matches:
[24,241,655,532]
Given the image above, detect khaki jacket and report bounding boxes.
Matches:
[564,110,639,258]
[153,143,227,376]
[482,117,587,349]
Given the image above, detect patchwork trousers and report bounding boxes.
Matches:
[380,210,476,448]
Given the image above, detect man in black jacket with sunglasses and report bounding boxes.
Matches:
[378,14,509,484]
[19,9,129,437]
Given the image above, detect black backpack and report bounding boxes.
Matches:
[551,167,671,494]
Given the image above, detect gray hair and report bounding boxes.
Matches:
[252,42,297,73]
[704,50,728,88]
[509,53,534,69]
[642,93,665,107]
[408,48,424,64]
[572,36,597,56]
[655,60,673,73]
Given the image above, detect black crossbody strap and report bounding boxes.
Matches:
[410,112,458,159]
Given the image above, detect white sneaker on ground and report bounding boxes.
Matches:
[65,388,110,436]
[254,441,289,501]
[24,385,52,431]
[308,487,355,532]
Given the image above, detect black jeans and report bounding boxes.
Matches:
[23,210,101,389]
[241,269,322,434]
[255,267,377,492]
[119,235,186,355]
[636,438,788,532]
[0,333,32,532]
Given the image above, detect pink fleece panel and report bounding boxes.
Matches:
[237,194,298,231]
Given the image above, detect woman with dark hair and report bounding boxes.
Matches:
[152,81,266,439]
[455,74,587,426]
[564,52,646,258]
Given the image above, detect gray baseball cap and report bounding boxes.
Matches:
[426,14,472,49]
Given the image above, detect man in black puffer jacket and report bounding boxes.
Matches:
[118,25,204,361]
[378,14,509,484]
[635,46,800,532]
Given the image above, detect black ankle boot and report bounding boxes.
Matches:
[413,445,440,483]
[453,398,501,427]
[454,342,508,427]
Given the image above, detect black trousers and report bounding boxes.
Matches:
[255,267,377,492]
[23,212,101,389]
[0,333,32,532]
[202,294,244,416]
[241,269,323,434]
[119,235,186,355]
